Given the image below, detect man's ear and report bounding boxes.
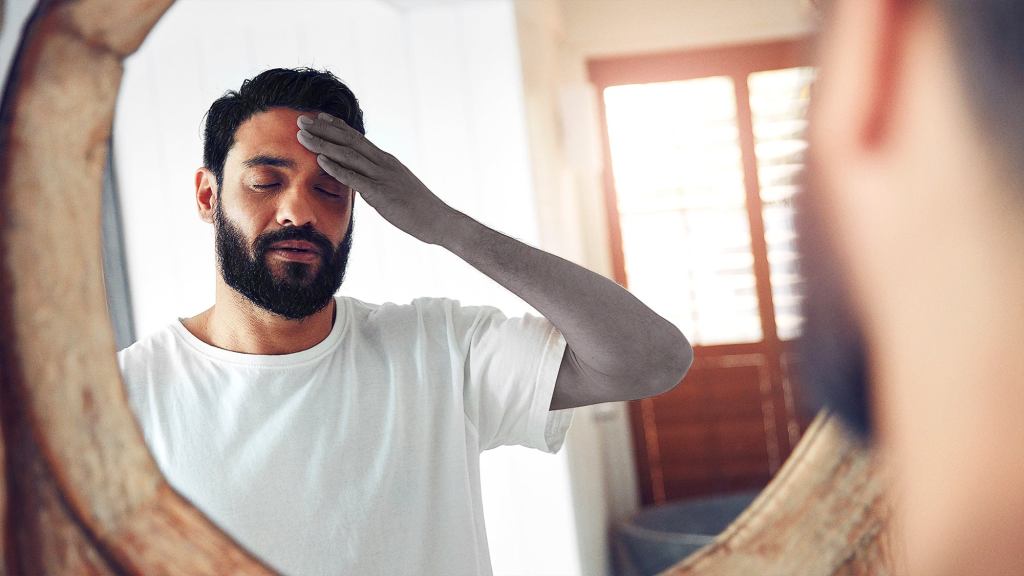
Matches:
[195,167,217,224]
[811,0,911,163]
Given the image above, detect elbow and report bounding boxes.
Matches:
[647,326,693,398]
[676,333,694,381]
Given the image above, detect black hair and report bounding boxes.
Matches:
[940,0,1024,176]
[201,67,365,190]
[795,172,872,440]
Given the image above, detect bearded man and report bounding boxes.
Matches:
[117,68,692,576]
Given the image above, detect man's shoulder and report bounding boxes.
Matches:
[116,322,183,370]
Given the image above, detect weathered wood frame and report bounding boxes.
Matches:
[0,1,898,573]
[0,0,273,573]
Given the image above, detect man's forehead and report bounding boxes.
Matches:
[230,108,310,156]
[225,108,336,179]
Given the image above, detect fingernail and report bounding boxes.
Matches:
[298,115,313,126]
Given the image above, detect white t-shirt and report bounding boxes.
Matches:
[117,296,572,576]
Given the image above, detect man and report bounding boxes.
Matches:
[117,68,692,575]
[801,0,1024,574]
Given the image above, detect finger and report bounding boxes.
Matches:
[299,112,383,161]
[316,112,386,159]
[297,129,379,177]
[316,154,373,194]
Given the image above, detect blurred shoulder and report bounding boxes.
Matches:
[116,322,181,371]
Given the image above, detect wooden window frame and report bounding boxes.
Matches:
[589,38,816,503]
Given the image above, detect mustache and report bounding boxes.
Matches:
[252,225,335,258]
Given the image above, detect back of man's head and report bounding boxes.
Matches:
[802,1,1024,574]
[804,0,1024,440]
[201,67,365,190]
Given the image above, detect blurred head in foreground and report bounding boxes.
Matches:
[800,0,1024,574]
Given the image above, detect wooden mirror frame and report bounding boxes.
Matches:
[0,1,899,573]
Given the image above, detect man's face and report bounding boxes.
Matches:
[213,107,355,319]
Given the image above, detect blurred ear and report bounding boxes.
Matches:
[812,0,911,163]
[195,167,217,224]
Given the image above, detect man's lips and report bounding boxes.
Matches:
[267,240,322,263]
[269,240,320,254]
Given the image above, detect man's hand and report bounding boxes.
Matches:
[296,112,453,245]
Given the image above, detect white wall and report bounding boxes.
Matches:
[514,1,816,574]
[0,0,35,86]
[561,0,813,58]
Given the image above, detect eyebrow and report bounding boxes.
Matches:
[242,154,332,178]
[242,154,293,169]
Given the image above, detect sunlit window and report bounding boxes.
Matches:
[604,77,762,346]
[750,67,815,341]
[603,67,814,346]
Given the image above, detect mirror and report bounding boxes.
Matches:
[0,0,893,575]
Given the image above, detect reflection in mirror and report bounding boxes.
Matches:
[92,0,817,574]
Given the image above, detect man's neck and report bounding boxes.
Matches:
[182,280,337,355]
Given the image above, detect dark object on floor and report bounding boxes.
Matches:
[614,491,761,576]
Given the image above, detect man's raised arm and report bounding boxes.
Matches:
[296,112,693,410]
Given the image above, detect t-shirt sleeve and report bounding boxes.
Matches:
[447,301,573,453]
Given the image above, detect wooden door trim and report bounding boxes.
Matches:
[587,38,814,89]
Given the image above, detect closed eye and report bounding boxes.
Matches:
[252,183,343,198]
[318,187,342,197]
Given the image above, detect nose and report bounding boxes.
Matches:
[275,185,317,228]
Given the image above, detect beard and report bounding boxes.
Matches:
[794,150,872,441]
[214,199,354,320]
